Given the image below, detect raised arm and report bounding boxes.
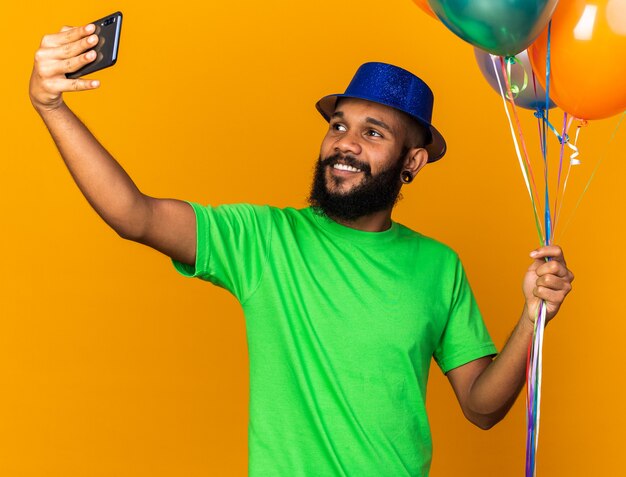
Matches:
[29,23,196,266]
[446,245,574,429]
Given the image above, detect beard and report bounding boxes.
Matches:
[308,151,406,222]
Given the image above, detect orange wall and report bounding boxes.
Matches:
[2,1,625,475]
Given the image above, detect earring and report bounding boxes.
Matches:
[401,171,414,184]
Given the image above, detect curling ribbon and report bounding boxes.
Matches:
[567,119,584,166]
[493,54,544,242]
[534,109,569,145]
[526,21,552,477]
[559,111,626,240]
[505,55,529,99]
[552,118,586,239]
[526,301,547,477]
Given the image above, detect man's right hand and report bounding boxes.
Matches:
[29,23,198,267]
[30,24,101,112]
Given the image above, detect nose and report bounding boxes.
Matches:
[333,129,362,156]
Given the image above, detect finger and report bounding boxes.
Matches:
[535,273,573,292]
[50,37,99,73]
[39,33,98,66]
[34,47,97,78]
[60,25,74,32]
[535,259,571,278]
[529,245,566,263]
[63,49,99,74]
[41,23,96,49]
[533,285,571,305]
[48,77,101,93]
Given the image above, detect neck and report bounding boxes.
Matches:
[328,208,393,232]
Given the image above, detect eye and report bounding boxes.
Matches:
[366,129,383,138]
[331,122,347,132]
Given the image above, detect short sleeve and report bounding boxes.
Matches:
[433,259,498,374]
[172,202,273,302]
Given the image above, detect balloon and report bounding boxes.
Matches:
[411,0,437,19]
[428,0,559,57]
[528,0,626,120]
[474,48,556,110]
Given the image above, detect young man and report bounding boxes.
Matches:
[30,24,573,477]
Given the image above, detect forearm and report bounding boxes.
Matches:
[466,309,534,427]
[37,102,149,239]
[449,247,573,430]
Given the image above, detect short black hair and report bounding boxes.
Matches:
[401,113,431,149]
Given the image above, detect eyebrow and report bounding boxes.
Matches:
[331,111,394,134]
[365,117,392,133]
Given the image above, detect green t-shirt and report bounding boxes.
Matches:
[174,204,497,477]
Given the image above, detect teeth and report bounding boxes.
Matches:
[333,163,361,172]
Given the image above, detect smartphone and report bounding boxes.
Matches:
[66,11,123,79]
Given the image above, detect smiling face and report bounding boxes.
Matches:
[308,98,429,222]
[320,98,411,194]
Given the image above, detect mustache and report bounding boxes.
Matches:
[319,154,372,176]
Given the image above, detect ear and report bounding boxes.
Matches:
[402,147,429,177]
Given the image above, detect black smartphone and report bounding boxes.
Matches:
[66,11,123,79]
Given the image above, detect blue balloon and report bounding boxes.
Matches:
[474,48,556,111]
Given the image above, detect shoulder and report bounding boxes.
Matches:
[190,203,312,222]
[264,206,319,227]
[395,222,461,263]
[190,202,277,221]
[199,204,316,234]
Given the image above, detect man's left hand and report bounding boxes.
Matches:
[523,245,574,323]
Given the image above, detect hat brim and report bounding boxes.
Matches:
[316,94,446,163]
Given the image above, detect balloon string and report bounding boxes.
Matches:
[526,22,552,477]
[566,120,582,167]
[534,109,569,144]
[542,21,553,246]
[491,54,543,239]
[559,111,626,239]
[505,55,529,98]
[553,119,584,240]
[531,71,540,103]
[525,334,532,477]
[551,112,569,241]
[498,55,544,243]
[526,301,546,477]
[535,302,547,475]
[499,69,564,477]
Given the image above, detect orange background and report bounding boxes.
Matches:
[2,1,625,475]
